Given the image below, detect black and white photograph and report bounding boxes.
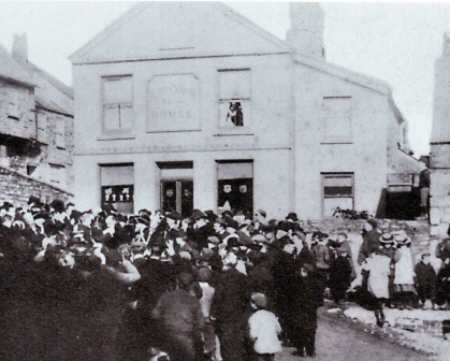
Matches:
[0,1,449,360]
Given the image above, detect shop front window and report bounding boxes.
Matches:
[100,163,134,214]
[217,160,253,216]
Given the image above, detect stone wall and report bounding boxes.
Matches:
[306,217,431,261]
[429,165,450,238]
[0,80,35,139]
[430,35,450,240]
[0,166,72,206]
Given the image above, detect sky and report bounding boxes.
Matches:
[0,1,448,158]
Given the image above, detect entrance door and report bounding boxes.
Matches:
[161,180,193,217]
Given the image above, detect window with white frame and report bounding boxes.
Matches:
[218,69,251,128]
[102,75,133,132]
[321,96,353,143]
[322,172,354,216]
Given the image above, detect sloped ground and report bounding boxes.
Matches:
[276,310,431,361]
[341,305,449,360]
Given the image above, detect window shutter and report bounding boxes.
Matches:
[55,117,65,148]
[37,112,48,143]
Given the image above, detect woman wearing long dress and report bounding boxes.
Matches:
[361,251,391,327]
[393,231,416,309]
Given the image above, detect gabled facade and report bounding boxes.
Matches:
[71,2,422,219]
[0,35,74,194]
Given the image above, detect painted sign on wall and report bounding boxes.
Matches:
[147,73,199,132]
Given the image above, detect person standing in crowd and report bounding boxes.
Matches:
[311,231,330,301]
[247,292,282,361]
[436,257,450,309]
[211,252,249,361]
[329,246,353,305]
[435,234,450,264]
[392,231,417,309]
[414,252,437,309]
[361,251,390,327]
[377,232,397,308]
[197,267,217,359]
[290,263,322,358]
[358,219,380,264]
[152,272,205,361]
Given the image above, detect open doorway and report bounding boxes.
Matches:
[158,161,193,217]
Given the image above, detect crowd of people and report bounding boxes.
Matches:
[0,197,449,361]
[351,218,450,328]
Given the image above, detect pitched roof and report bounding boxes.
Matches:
[26,61,73,99]
[0,44,35,88]
[35,94,72,116]
[69,2,290,63]
[69,2,391,98]
[23,61,74,115]
[389,148,426,174]
[293,53,392,96]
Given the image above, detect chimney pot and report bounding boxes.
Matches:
[286,2,325,59]
[12,33,28,63]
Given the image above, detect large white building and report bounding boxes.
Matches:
[70,2,422,219]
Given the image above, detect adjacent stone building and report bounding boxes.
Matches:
[71,2,423,219]
[0,34,73,203]
[430,34,450,236]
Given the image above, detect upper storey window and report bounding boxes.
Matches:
[7,91,20,119]
[102,75,133,133]
[218,69,251,129]
[321,96,353,143]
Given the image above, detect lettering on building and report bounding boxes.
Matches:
[147,74,199,132]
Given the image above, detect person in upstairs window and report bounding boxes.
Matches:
[226,102,244,127]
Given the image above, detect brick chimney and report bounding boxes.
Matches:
[286,2,325,59]
[12,33,28,64]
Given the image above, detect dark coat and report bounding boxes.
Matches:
[211,268,249,323]
[192,224,212,250]
[329,255,353,289]
[358,229,380,264]
[152,288,204,334]
[436,238,450,262]
[414,261,437,289]
[152,288,204,361]
[290,274,322,330]
[272,251,296,314]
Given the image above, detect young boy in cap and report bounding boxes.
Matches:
[414,252,437,309]
[329,247,353,305]
[248,292,282,361]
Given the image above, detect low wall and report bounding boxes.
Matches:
[0,166,72,206]
[304,217,431,262]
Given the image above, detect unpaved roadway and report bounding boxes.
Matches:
[277,314,432,361]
